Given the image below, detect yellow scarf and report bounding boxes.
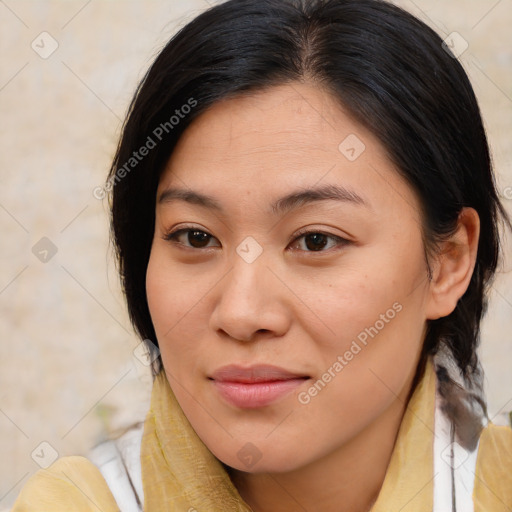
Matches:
[142,361,435,511]
[141,357,512,511]
[11,357,512,511]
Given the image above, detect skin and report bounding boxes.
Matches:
[146,82,480,512]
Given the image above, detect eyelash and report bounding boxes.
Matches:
[162,225,350,254]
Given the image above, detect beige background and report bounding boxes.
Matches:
[1,0,511,508]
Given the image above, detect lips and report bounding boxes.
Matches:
[209,364,309,409]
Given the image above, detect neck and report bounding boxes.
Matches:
[228,376,416,512]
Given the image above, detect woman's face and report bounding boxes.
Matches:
[146,83,432,472]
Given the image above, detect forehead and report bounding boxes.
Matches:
[167,83,375,167]
[158,83,420,222]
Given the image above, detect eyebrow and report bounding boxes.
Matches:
[158,183,370,216]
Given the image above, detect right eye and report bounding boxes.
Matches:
[163,227,221,250]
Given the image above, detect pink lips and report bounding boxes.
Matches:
[210,364,309,409]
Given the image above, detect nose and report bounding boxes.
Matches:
[209,252,291,343]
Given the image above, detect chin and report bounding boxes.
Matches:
[208,438,312,474]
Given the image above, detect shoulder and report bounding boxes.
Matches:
[480,421,512,447]
[11,423,145,512]
[11,456,120,511]
[473,421,512,510]
[476,421,512,471]
[477,420,512,460]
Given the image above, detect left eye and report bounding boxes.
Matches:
[290,230,348,252]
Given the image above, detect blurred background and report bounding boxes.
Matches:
[1,0,511,508]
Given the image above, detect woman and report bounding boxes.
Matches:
[12,0,512,510]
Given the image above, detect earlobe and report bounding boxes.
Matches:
[425,208,480,320]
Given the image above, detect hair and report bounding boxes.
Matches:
[107,0,510,440]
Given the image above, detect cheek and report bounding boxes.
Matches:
[296,274,426,443]
[300,246,428,404]
[146,254,179,332]
[146,251,193,354]
[146,248,218,378]
[304,256,425,350]
[325,272,426,388]
[146,245,207,329]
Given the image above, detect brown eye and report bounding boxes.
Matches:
[163,228,220,249]
[303,233,329,251]
[290,230,349,253]
[187,230,212,248]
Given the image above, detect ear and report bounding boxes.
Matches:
[425,207,480,320]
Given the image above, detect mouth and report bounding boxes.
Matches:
[209,364,310,409]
